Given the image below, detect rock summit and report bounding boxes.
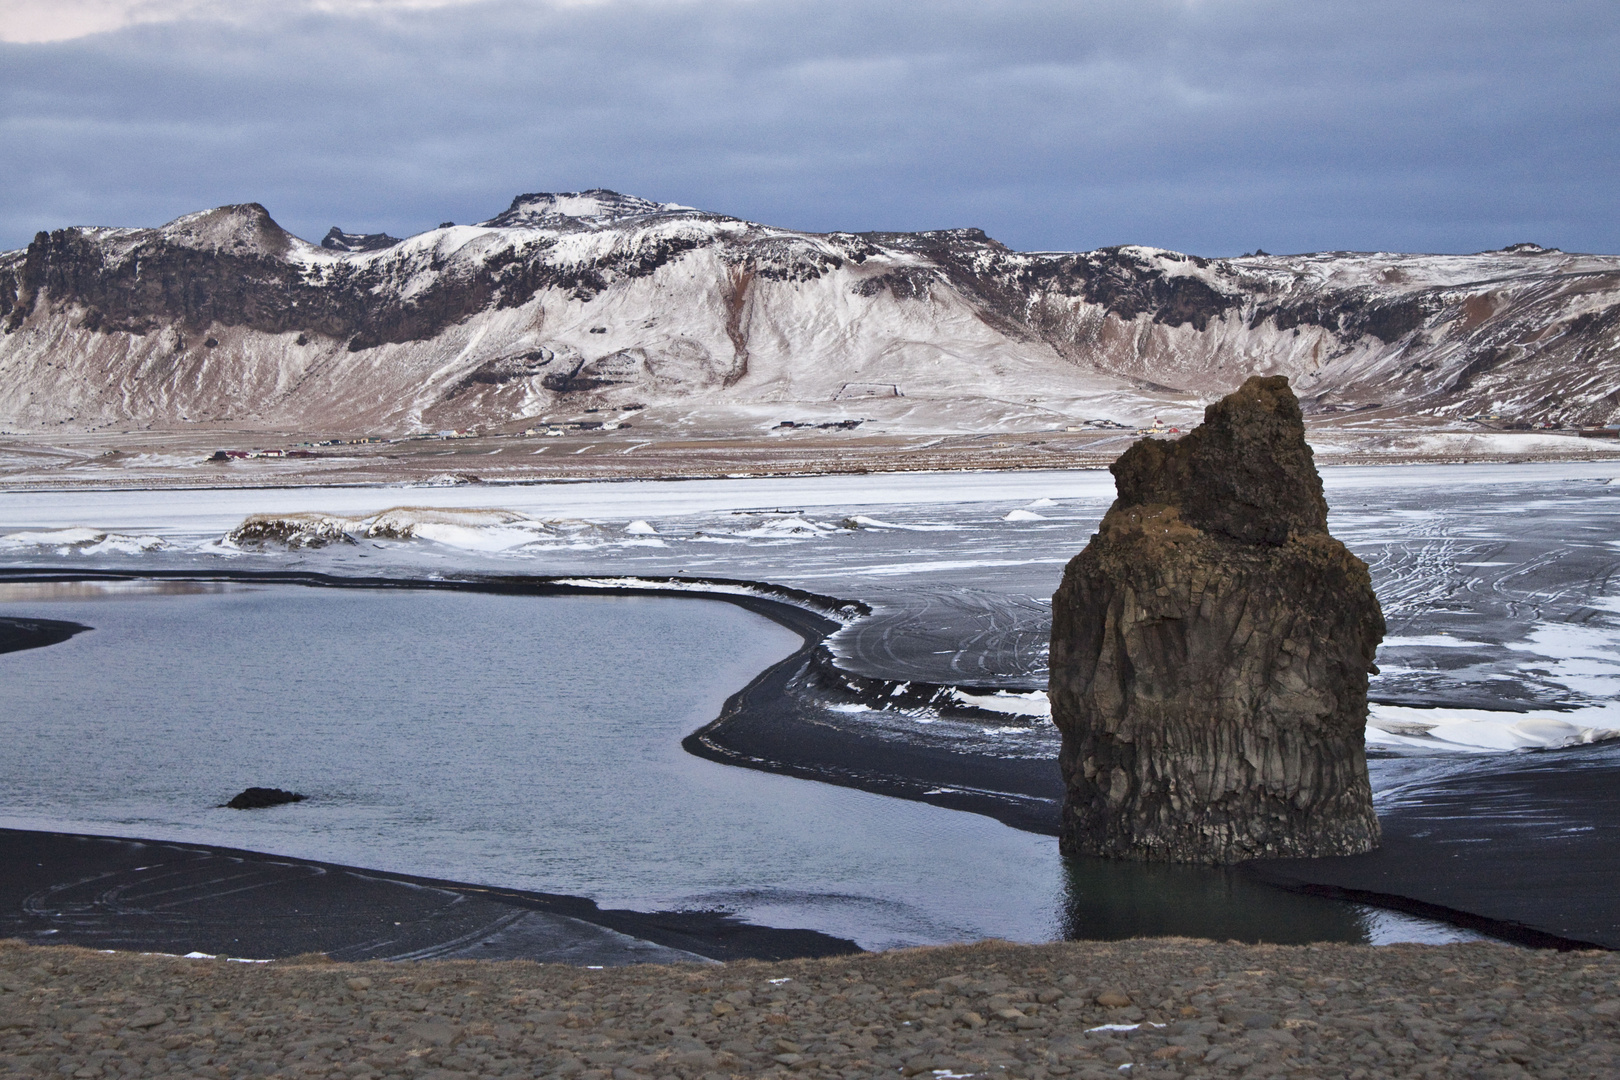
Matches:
[1050,376,1383,863]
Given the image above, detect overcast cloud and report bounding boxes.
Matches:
[1,0,1616,255]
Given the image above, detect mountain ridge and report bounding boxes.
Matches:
[3,190,1618,437]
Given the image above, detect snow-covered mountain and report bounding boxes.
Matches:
[2,190,1617,435]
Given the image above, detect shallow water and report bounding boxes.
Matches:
[0,583,1070,951]
[0,581,1472,949]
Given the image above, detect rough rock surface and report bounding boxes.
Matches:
[1050,376,1384,863]
[222,787,306,810]
[4,938,1618,1079]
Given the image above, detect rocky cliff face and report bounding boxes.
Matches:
[2,190,1619,435]
[1049,376,1383,863]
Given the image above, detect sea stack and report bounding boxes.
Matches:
[1049,376,1383,863]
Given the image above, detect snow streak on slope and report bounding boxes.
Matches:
[2,192,1619,435]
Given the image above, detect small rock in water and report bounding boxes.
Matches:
[223,787,307,810]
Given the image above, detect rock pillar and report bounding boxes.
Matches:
[1050,376,1383,863]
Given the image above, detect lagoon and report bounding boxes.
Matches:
[0,579,1486,950]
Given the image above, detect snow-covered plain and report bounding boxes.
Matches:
[6,461,1620,758]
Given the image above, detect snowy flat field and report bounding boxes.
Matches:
[5,461,1620,757]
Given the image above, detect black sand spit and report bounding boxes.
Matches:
[0,615,91,655]
[0,829,857,966]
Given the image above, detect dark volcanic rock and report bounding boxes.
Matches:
[225,514,356,548]
[1049,376,1383,863]
[321,226,402,253]
[223,787,306,810]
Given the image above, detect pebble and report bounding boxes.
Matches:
[3,936,1618,1078]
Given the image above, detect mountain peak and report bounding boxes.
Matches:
[322,226,402,253]
[1492,242,1563,255]
[157,203,294,257]
[480,189,697,229]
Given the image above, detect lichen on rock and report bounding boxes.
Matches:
[1050,375,1383,863]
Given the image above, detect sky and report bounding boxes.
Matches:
[1,0,1617,256]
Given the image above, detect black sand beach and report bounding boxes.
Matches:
[1247,744,1620,951]
[0,614,91,655]
[683,635,1066,837]
[0,828,858,964]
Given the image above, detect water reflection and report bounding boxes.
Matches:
[1056,854,1483,952]
[1063,856,1413,945]
[0,580,233,602]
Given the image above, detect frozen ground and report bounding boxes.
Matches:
[5,462,1620,759]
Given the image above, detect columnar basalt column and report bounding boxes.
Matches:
[1049,376,1383,863]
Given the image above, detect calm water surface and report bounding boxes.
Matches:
[1,582,1069,950]
[1,582,1473,948]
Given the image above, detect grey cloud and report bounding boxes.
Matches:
[1,0,1616,255]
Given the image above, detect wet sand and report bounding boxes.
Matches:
[0,829,858,966]
[1247,745,1620,951]
[0,615,90,655]
[682,629,1066,837]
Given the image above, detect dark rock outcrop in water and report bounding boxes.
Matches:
[1049,375,1384,863]
[223,788,306,810]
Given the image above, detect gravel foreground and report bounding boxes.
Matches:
[5,939,1620,1079]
